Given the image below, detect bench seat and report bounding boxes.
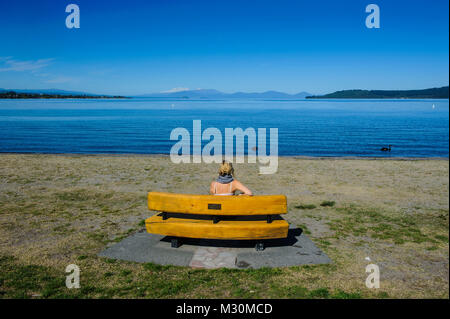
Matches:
[145,192,290,249]
[147,192,287,216]
[145,213,289,240]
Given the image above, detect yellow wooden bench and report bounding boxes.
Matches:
[145,192,289,251]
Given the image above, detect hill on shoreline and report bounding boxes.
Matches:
[0,89,126,99]
[306,86,449,99]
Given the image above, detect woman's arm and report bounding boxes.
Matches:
[232,180,253,195]
[209,181,215,195]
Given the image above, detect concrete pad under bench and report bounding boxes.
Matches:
[98,226,331,269]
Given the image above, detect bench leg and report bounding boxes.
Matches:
[171,237,181,248]
[255,242,265,251]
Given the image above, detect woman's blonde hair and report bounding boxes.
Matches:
[219,160,234,176]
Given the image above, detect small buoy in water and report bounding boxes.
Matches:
[432,104,435,109]
[171,104,175,109]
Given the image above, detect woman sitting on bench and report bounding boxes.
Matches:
[210,160,253,196]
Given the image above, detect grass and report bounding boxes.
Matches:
[0,255,369,299]
[434,234,449,243]
[0,256,67,299]
[0,154,448,299]
[320,200,336,207]
[326,205,448,245]
[297,224,312,235]
[295,204,317,209]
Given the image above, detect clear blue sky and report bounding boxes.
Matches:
[0,0,448,95]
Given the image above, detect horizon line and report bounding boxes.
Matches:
[1,85,449,97]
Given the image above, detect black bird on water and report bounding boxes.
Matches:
[380,145,392,152]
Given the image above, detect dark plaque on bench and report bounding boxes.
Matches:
[208,203,221,210]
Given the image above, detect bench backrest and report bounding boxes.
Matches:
[148,192,287,216]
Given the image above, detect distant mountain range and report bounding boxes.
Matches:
[135,89,312,99]
[2,86,448,99]
[1,88,311,99]
[306,86,449,99]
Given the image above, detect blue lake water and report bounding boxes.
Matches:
[0,98,448,157]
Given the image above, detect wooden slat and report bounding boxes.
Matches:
[147,192,287,216]
[145,214,289,240]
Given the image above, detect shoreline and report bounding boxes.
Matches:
[0,152,448,161]
[0,97,449,101]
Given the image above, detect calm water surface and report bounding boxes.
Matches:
[0,98,448,157]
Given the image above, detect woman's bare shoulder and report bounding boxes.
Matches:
[232,179,252,195]
[233,179,247,186]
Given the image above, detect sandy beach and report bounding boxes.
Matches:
[0,154,448,298]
